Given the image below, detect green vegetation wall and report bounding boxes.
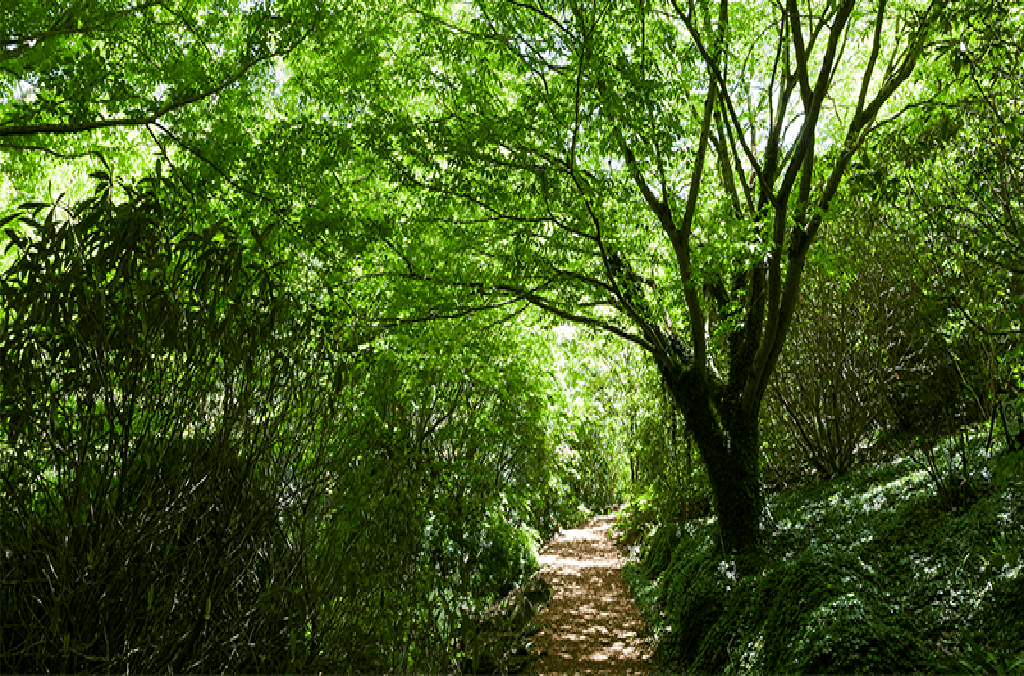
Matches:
[0,175,601,672]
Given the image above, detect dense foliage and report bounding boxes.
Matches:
[622,430,1024,673]
[0,177,616,671]
[3,0,1023,670]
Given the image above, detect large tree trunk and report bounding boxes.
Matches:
[661,363,765,574]
[705,413,763,572]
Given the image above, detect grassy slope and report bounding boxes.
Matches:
[621,430,1024,674]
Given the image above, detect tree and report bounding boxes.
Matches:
[296,0,942,568]
[884,0,1023,363]
[1,0,323,225]
[0,169,568,671]
[1,0,320,136]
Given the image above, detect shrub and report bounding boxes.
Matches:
[476,518,540,598]
[0,178,325,672]
[907,426,986,513]
[782,589,924,674]
[767,268,892,479]
[766,546,922,672]
[883,328,996,439]
[655,540,729,668]
[763,201,953,483]
[640,522,684,578]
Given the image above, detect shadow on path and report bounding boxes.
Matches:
[527,513,653,674]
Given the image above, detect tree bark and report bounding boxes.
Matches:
[659,359,764,573]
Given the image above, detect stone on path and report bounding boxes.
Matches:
[527,513,653,674]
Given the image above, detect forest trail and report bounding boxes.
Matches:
[527,513,653,674]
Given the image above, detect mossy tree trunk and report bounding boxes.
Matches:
[658,349,765,573]
[334,0,938,576]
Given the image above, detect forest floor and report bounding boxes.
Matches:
[525,513,654,674]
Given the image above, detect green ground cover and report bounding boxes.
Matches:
[621,429,1024,674]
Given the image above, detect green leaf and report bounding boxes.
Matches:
[19,202,49,216]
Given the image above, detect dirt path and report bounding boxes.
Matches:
[526,513,653,674]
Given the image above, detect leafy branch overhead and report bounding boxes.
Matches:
[0,0,323,177]
[347,0,934,368]
[305,0,946,564]
[2,0,1023,671]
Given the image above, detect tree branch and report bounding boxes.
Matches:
[1,17,317,139]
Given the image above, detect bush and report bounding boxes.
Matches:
[0,436,308,672]
[655,540,729,668]
[883,328,995,439]
[640,521,684,578]
[654,539,928,674]
[907,426,986,513]
[767,269,892,479]
[0,178,325,672]
[0,175,559,673]
[764,202,996,484]
[475,518,540,597]
[764,208,931,482]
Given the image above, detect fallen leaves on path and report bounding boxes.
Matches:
[527,513,653,674]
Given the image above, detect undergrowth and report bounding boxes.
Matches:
[622,427,1024,674]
